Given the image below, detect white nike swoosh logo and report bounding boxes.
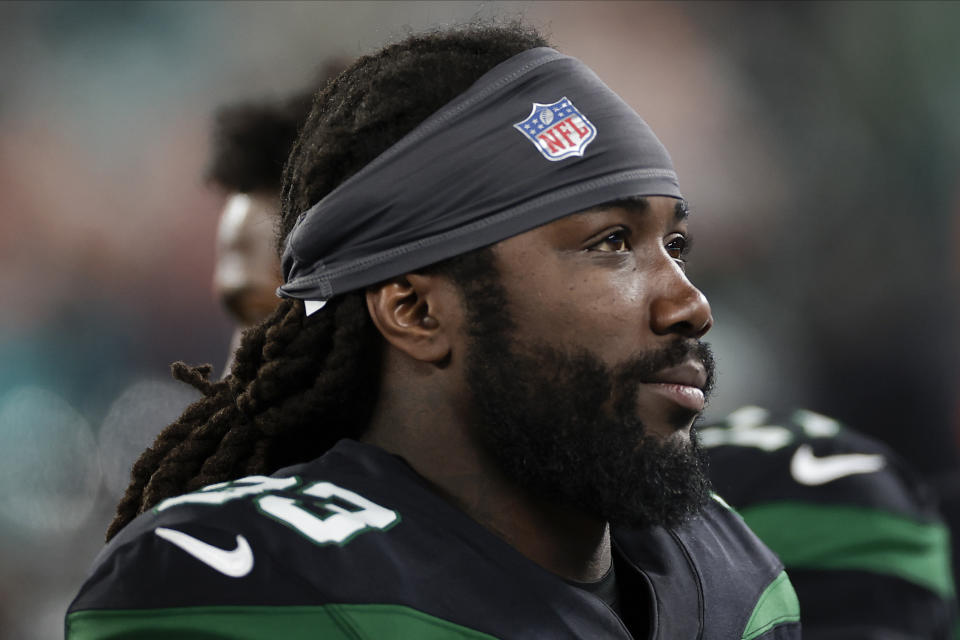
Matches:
[155,527,254,578]
[790,444,886,486]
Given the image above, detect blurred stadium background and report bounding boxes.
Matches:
[1,1,958,637]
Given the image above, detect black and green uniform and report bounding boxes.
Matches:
[68,439,800,639]
[702,406,957,639]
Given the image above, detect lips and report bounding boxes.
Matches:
[645,361,708,391]
[641,361,708,413]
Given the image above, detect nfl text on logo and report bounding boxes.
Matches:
[514,97,597,161]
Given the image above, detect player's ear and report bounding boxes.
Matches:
[366,273,455,364]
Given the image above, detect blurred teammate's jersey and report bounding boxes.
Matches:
[702,406,958,639]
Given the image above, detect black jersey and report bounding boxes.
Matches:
[702,406,958,639]
[68,439,800,639]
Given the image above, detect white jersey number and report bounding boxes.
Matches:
[155,476,398,546]
[258,482,398,545]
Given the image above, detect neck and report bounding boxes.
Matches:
[364,358,611,583]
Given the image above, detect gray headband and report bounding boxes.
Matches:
[279,47,681,311]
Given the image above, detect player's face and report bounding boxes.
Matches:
[460,196,715,527]
[213,192,284,327]
[490,196,713,439]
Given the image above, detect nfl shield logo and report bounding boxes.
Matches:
[513,97,597,161]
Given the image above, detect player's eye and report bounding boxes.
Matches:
[588,229,631,253]
[665,234,691,264]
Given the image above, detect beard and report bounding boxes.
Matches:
[462,300,716,530]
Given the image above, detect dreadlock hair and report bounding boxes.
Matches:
[107,23,551,541]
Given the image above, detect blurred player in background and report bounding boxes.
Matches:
[702,406,958,638]
[66,24,800,639]
[207,60,347,374]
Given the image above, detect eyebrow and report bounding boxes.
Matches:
[581,196,689,220]
[583,196,649,215]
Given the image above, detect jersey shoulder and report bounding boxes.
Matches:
[68,441,633,640]
[70,469,404,613]
[67,447,512,639]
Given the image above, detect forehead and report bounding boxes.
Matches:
[535,195,688,236]
[576,196,688,220]
[216,192,280,248]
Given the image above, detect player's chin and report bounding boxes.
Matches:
[637,407,700,443]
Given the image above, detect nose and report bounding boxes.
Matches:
[649,267,713,339]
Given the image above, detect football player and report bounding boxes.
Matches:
[67,25,800,639]
[206,60,346,374]
[207,95,304,330]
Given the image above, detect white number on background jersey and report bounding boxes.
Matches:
[154,476,398,546]
[699,406,843,452]
[699,406,793,451]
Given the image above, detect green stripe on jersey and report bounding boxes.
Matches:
[67,603,500,640]
[741,571,801,640]
[741,501,955,599]
[710,492,739,514]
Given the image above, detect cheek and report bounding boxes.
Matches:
[213,249,282,294]
[250,248,283,285]
[509,268,652,356]
[213,253,250,292]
